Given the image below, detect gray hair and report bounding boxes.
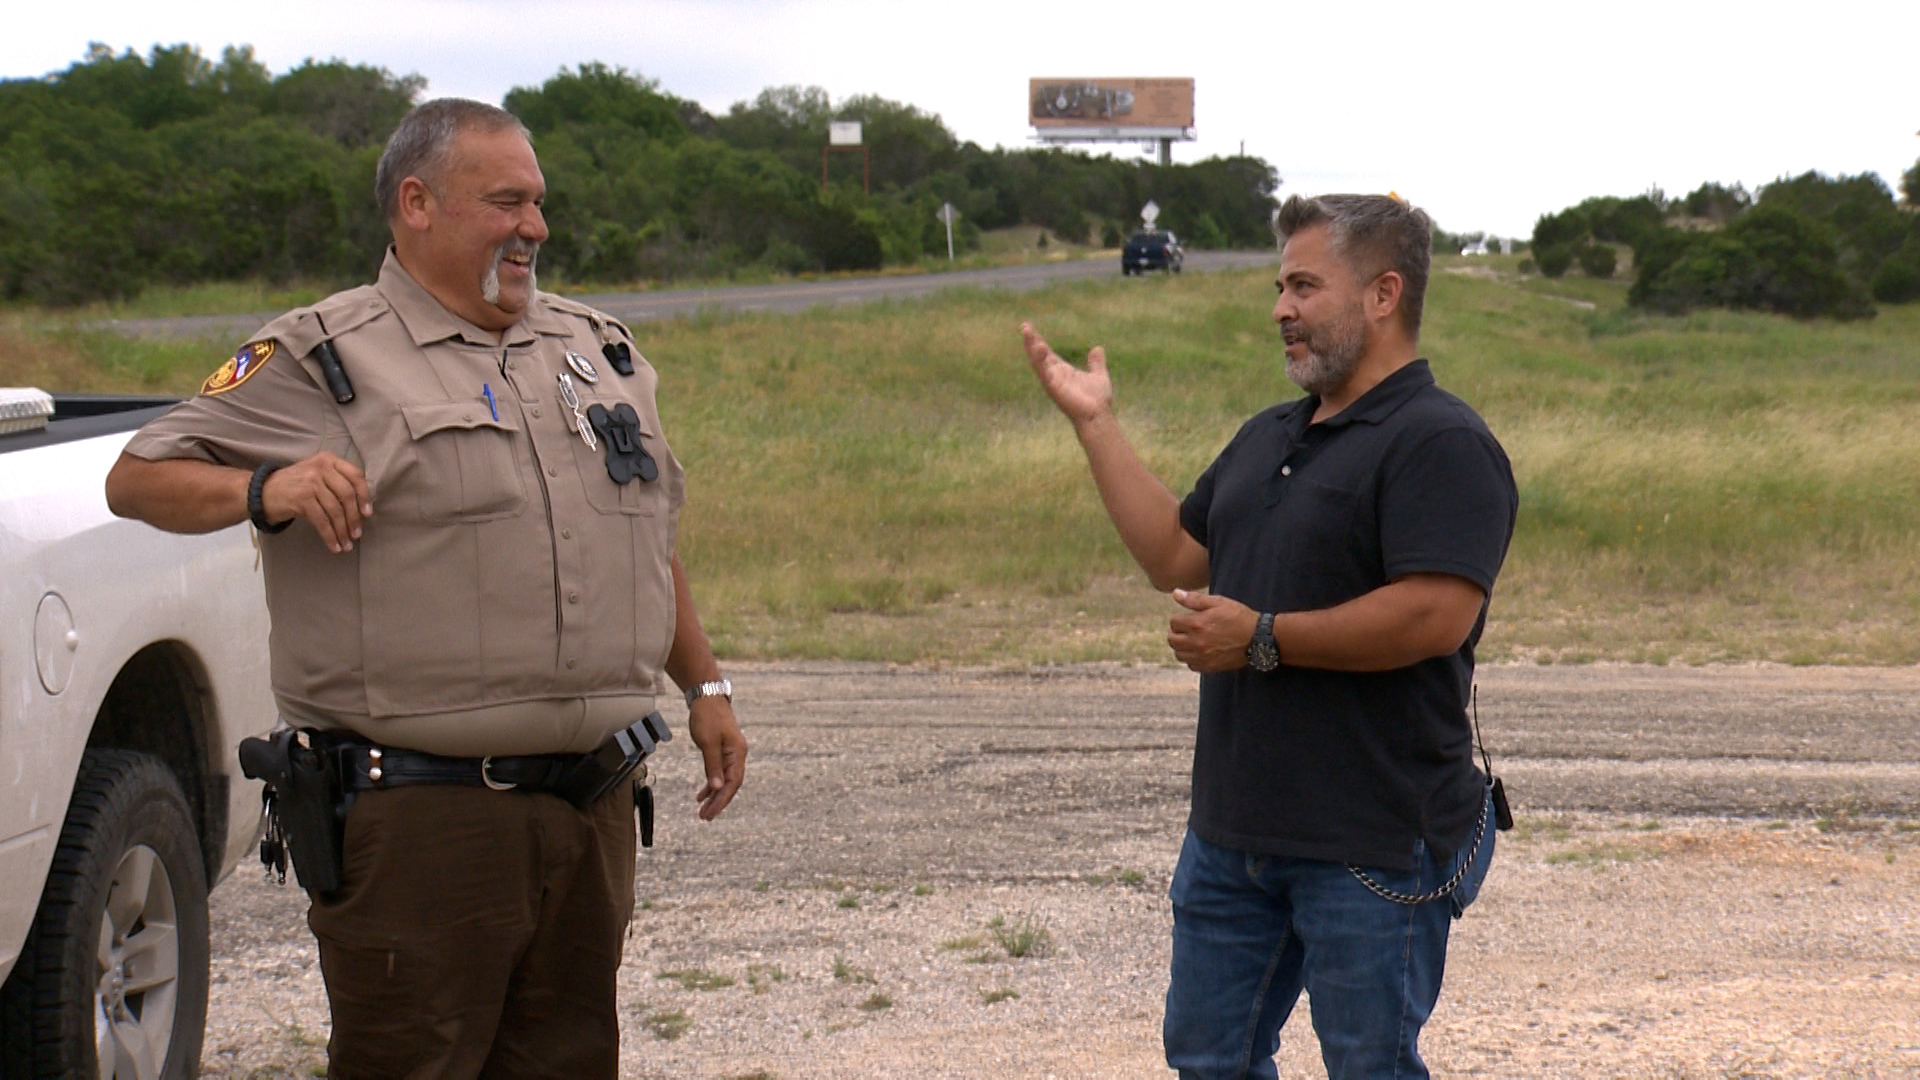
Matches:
[1274,194,1433,337]
[375,99,530,220]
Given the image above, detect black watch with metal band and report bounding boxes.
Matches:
[248,461,293,534]
[1245,612,1279,672]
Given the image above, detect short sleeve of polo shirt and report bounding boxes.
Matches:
[1179,415,1265,548]
[124,346,333,469]
[1378,425,1516,593]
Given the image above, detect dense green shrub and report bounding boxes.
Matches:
[1679,181,1750,222]
[1535,244,1575,278]
[1531,208,1589,254]
[1904,158,1919,207]
[1629,206,1873,320]
[1578,243,1618,278]
[1871,236,1920,303]
[1756,171,1909,282]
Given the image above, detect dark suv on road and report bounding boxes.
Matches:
[1122,230,1183,275]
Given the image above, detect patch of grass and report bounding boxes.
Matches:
[656,968,735,992]
[980,987,1021,1005]
[831,956,874,985]
[911,882,935,896]
[940,934,987,952]
[1895,821,1920,833]
[1814,805,1888,834]
[1511,816,1576,843]
[32,262,1920,665]
[1085,867,1147,886]
[641,1008,692,1040]
[1545,841,1658,866]
[746,964,787,995]
[857,992,894,1012]
[836,894,861,909]
[754,880,771,892]
[987,912,1054,959]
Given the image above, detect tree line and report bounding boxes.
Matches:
[1529,168,1920,320]
[0,46,1282,305]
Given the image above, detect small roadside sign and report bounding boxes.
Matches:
[937,202,960,260]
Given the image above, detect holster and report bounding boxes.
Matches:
[239,729,346,893]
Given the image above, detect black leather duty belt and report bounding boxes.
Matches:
[333,742,582,795]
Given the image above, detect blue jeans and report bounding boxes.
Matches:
[1163,792,1495,1080]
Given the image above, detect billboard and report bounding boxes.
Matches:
[1029,78,1194,139]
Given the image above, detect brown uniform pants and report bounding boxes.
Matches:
[307,783,637,1079]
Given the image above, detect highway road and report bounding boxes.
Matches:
[103,251,1281,342]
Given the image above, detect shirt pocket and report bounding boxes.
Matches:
[399,401,528,521]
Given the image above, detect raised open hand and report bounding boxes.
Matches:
[1021,321,1114,426]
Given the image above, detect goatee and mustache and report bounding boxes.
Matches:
[1280,301,1368,396]
[481,236,541,305]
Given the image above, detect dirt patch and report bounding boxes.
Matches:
[200,663,1920,1077]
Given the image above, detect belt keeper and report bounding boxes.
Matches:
[367,747,383,784]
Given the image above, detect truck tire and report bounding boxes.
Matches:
[0,749,209,1079]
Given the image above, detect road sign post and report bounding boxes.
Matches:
[937,202,959,261]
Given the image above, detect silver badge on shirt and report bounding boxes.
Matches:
[565,350,600,384]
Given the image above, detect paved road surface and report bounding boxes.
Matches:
[102,252,1280,342]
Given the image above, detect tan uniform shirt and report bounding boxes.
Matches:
[126,250,687,756]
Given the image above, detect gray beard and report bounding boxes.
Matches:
[1283,308,1367,396]
[482,243,539,305]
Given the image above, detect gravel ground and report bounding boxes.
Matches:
[199,663,1920,1077]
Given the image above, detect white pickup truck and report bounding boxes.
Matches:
[0,390,275,1078]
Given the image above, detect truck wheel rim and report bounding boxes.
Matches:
[94,843,179,1080]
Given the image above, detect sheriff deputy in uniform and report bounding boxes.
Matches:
[104,98,747,1078]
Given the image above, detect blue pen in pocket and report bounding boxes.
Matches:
[482,383,499,421]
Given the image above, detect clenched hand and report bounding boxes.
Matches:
[260,452,373,554]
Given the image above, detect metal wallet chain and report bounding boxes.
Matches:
[1345,790,1489,906]
[1345,683,1497,906]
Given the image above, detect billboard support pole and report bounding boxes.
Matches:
[1158,138,1171,167]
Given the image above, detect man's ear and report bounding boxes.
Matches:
[1367,270,1405,327]
[395,175,435,234]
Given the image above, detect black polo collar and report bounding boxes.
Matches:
[1296,359,1436,432]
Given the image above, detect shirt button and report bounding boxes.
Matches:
[1281,465,1292,476]
[532,407,542,418]
[565,658,577,669]
[547,465,558,477]
[561,528,573,539]
[568,592,580,604]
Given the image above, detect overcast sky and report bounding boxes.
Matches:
[8,1,1918,238]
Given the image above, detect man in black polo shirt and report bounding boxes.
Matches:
[1021,193,1516,1079]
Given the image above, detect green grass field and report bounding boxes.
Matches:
[8,256,1919,665]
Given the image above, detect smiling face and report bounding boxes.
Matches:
[398,125,549,332]
[1272,224,1371,396]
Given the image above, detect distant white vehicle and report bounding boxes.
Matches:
[0,390,275,1078]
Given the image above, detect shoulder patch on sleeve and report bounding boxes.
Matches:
[201,340,275,396]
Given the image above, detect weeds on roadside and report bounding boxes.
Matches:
[641,1008,691,1040]
[1545,841,1658,866]
[987,912,1054,959]
[980,987,1020,1005]
[832,955,875,985]
[1084,867,1146,886]
[656,968,735,991]
[837,894,861,909]
[857,992,893,1012]
[747,964,787,995]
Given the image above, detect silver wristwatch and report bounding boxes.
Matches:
[684,678,733,706]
